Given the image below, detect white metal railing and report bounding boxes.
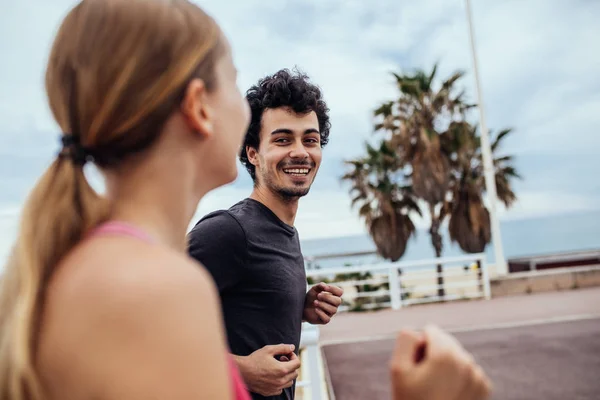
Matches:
[305,253,490,312]
[296,323,324,400]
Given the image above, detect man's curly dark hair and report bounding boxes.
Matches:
[240,68,331,181]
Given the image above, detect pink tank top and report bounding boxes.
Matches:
[90,221,251,400]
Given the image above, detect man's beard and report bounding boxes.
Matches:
[278,185,311,200]
[260,160,314,201]
[261,174,311,201]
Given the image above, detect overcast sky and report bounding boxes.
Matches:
[1,0,599,263]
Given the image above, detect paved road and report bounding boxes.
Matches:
[320,287,600,344]
[320,288,600,400]
[323,317,600,400]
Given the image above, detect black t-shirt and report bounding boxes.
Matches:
[187,198,307,400]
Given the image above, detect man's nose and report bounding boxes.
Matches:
[289,140,309,159]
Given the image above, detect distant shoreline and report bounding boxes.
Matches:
[301,208,600,245]
[300,209,600,270]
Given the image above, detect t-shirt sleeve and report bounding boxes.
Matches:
[187,211,248,293]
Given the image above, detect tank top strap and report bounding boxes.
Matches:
[88,221,156,244]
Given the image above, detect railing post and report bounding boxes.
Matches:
[530,260,537,271]
[480,257,491,300]
[388,267,402,310]
[476,260,483,295]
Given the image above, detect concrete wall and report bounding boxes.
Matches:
[491,265,600,297]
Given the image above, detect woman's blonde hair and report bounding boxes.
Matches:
[0,1,224,398]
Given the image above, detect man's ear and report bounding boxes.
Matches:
[246,145,259,166]
[181,78,213,139]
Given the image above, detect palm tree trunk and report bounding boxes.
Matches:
[429,205,445,299]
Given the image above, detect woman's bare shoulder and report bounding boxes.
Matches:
[39,240,230,399]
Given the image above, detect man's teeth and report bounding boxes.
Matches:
[284,168,310,175]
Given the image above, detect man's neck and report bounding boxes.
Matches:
[249,185,299,226]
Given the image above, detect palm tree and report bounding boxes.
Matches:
[443,123,520,294]
[342,141,421,262]
[343,63,519,300]
[371,64,474,297]
[446,124,520,253]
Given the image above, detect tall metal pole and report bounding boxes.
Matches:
[464,0,508,275]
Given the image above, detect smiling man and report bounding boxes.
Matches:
[187,69,343,400]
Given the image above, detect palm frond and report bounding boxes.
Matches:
[495,174,517,207]
[494,155,513,163]
[499,166,521,179]
[441,70,465,90]
[428,63,438,87]
[491,128,512,152]
[374,101,394,118]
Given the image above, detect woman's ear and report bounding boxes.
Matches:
[181,78,213,139]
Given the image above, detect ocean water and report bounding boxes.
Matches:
[300,210,600,268]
